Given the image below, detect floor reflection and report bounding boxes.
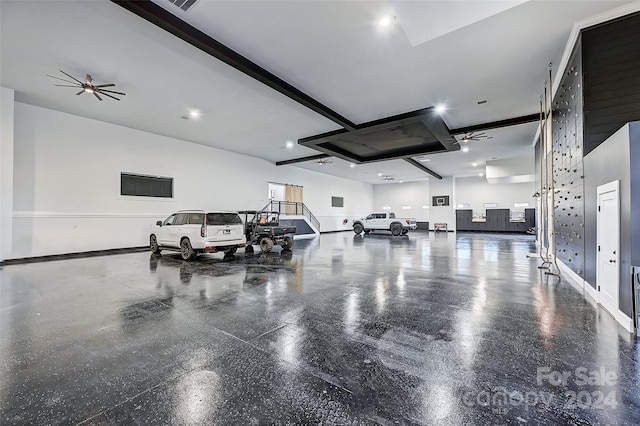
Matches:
[1,232,638,425]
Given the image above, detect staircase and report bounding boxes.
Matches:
[261,201,320,237]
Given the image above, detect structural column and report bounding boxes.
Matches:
[0,86,15,262]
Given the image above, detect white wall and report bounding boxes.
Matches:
[429,177,455,231]
[455,175,535,215]
[486,155,535,184]
[9,102,373,258]
[1,87,15,261]
[372,180,430,221]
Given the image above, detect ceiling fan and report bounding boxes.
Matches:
[47,70,126,101]
[316,158,334,166]
[455,131,493,144]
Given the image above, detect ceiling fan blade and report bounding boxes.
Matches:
[98,91,120,101]
[93,92,103,101]
[59,70,83,85]
[47,74,80,85]
[94,83,115,88]
[55,84,81,88]
[76,90,84,95]
[86,74,92,85]
[97,89,126,96]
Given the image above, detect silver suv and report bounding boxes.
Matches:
[150,210,246,260]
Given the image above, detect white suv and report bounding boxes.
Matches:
[150,210,246,260]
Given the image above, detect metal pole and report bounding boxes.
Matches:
[546,63,561,276]
[537,95,549,263]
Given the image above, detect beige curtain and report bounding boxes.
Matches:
[285,184,303,214]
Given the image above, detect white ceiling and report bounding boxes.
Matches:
[1,0,634,184]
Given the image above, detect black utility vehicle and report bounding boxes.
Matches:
[238,211,296,253]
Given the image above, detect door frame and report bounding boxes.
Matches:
[596,180,620,316]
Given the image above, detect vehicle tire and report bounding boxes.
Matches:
[353,223,364,234]
[150,235,162,254]
[245,245,254,254]
[402,229,408,235]
[180,238,196,261]
[225,247,238,255]
[259,237,274,253]
[390,223,402,236]
[281,236,293,251]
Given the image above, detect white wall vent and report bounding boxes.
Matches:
[167,0,200,13]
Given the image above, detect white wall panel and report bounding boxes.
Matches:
[429,177,455,231]
[372,181,430,221]
[10,103,372,258]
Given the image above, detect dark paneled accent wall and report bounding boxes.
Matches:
[582,12,640,154]
[552,40,585,277]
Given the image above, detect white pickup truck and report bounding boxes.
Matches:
[353,212,417,236]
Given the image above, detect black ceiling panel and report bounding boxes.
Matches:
[298,107,459,164]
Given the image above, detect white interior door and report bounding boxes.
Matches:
[597,180,620,318]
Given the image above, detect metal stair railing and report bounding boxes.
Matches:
[260,200,320,231]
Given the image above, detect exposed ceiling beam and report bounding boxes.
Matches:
[449,113,540,135]
[275,154,331,166]
[404,158,443,180]
[112,0,357,131]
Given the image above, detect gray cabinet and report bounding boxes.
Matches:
[456,208,535,233]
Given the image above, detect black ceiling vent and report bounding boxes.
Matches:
[167,0,199,13]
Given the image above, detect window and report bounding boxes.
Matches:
[483,203,498,208]
[187,213,204,225]
[174,213,188,225]
[388,213,396,219]
[457,203,470,209]
[514,202,530,208]
[163,214,177,226]
[331,196,344,207]
[381,205,391,210]
[206,213,242,225]
[401,205,411,209]
[121,173,173,198]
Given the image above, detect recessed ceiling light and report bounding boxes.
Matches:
[379,16,391,27]
[472,162,478,167]
[479,173,484,177]
[435,104,447,114]
[285,140,294,149]
[419,158,431,162]
[399,180,403,183]
[189,109,201,119]
[461,145,469,153]
[349,164,355,168]
[378,172,383,177]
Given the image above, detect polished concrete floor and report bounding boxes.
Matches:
[1,232,638,425]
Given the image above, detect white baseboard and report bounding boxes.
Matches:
[583,280,598,302]
[557,258,635,333]
[614,310,636,333]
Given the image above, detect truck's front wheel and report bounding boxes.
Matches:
[353,223,364,234]
[390,223,402,236]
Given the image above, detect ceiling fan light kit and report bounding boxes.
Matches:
[47,70,126,101]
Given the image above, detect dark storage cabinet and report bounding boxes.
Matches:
[456,208,535,233]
